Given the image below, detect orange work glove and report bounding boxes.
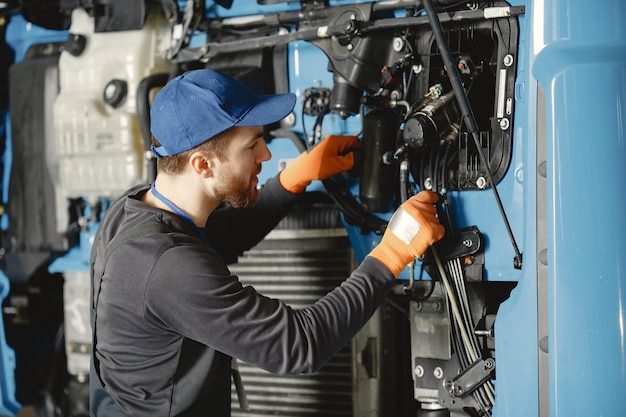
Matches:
[279,134,361,194]
[369,191,445,277]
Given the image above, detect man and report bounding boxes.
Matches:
[90,69,444,416]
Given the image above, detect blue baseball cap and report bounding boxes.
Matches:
[150,69,296,158]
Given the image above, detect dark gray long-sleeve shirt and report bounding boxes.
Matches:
[90,177,395,416]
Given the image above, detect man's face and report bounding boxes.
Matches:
[214,126,271,208]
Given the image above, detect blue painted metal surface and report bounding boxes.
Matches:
[5,13,67,63]
[533,0,626,415]
[490,0,540,415]
[0,271,20,416]
[0,113,11,232]
[48,226,96,274]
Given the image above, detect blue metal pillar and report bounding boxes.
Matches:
[534,0,626,415]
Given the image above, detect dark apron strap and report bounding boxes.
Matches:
[90,224,175,416]
[90,308,126,417]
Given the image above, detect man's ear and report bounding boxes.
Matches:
[188,151,216,178]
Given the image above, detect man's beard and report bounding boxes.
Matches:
[214,164,260,209]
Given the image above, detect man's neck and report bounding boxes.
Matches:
[142,175,220,228]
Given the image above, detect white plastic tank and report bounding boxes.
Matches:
[53,5,171,204]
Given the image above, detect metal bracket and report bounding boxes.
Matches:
[445,358,495,399]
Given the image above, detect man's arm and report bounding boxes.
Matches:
[205,135,361,264]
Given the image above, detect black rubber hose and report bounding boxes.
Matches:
[137,73,171,182]
[269,128,387,235]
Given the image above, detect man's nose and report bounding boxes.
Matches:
[258,140,272,162]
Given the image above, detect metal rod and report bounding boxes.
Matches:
[421,0,523,269]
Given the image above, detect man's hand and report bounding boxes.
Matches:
[279,135,361,194]
[369,191,445,277]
